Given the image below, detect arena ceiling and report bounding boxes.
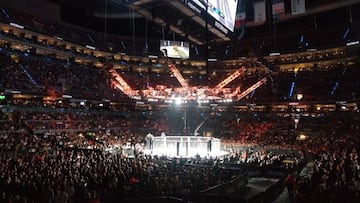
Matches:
[45,0,360,58]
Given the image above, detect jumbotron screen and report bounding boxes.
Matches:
[192,0,239,32]
[160,40,190,59]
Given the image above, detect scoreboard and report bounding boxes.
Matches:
[182,0,239,34]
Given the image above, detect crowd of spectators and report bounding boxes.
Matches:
[290,113,360,203]
[193,110,360,202]
[0,48,133,101]
[0,4,360,203]
[0,105,359,202]
[264,49,347,65]
[0,6,161,57]
[0,43,272,103]
[118,70,181,90]
[0,109,249,203]
[2,9,360,104]
[273,62,360,102]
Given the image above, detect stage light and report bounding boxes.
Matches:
[175,97,183,105]
[148,55,158,58]
[10,22,24,29]
[269,52,280,56]
[54,36,63,41]
[346,41,359,46]
[148,98,159,102]
[85,45,96,50]
[298,134,307,141]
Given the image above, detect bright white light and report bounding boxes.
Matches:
[296,94,303,101]
[148,55,158,58]
[80,101,85,106]
[298,134,307,141]
[10,22,24,29]
[346,41,359,46]
[54,36,63,41]
[148,98,158,102]
[148,136,227,158]
[197,99,210,104]
[269,52,280,56]
[175,97,183,105]
[86,45,96,50]
[132,96,141,100]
